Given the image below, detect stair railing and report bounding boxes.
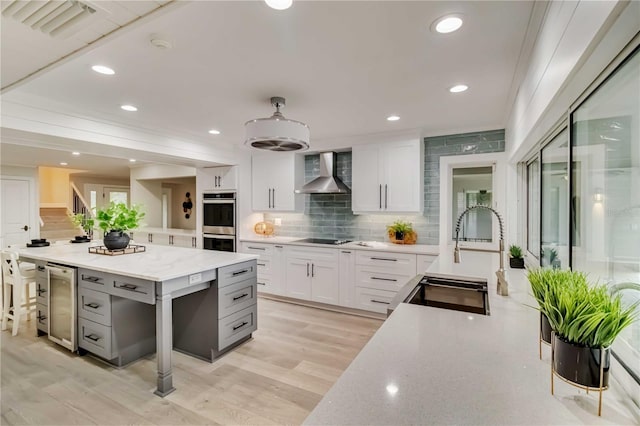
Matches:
[70,182,94,238]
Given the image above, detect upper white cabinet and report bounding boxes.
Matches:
[252,153,304,212]
[203,166,237,191]
[352,139,423,213]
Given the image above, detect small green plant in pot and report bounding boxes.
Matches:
[95,202,145,250]
[387,220,413,241]
[70,213,94,242]
[508,245,524,269]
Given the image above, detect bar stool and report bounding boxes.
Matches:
[1,250,36,336]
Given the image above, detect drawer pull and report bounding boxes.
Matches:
[84,276,102,283]
[257,263,266,266]
[37,313,47,321]
[341,250,351,253]
[37,265,45,272]
[232,269,249,276]
[370,257,397,262]
[370,299,390,305]
[84,302,100,309]
[371,277,397,282]
[118,283,139,291]
[84,334,101,342]
[232,293,249,301]
[257,282,266,286]
[232,321,248,331]
[247,246,266,250]
[275,245,283,248]
[37,287,47,295]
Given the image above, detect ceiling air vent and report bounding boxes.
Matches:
[1,0,105,39]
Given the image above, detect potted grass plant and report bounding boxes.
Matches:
[508,245,525,269]
[537,272,638,388]
[95,202,145,250]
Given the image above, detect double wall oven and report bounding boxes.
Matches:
[202,192,236,252]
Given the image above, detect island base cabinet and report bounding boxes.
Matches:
[218,305,257,350]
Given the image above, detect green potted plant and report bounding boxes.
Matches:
[537,272,638,389]
[387,220,413,243]
[95,202,145,250]
[70,212,95,242]
[508,245,524,269]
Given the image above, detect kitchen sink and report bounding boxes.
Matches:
[388,273,490,316]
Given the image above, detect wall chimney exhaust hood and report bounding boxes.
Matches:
[295,152,351,194]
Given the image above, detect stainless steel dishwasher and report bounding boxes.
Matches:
[46,263,77,351]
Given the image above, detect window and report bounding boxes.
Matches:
[527,158,540,258]
[451,167,493,242]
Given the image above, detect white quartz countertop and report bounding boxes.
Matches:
[134,227,197,236]
[304,250,639,425]
[15,242,257,282]
[240,236,439,255]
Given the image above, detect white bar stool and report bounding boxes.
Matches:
[1,250,37,336]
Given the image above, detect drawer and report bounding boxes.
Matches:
[36,303,48,332]
[78,269,110,292]
[417,254,437,274]
[256,275,272,293]
[36,279,48,306]
[355,251,417,273]
[256,258,271,276]
[78,317,113,360]
[109,275,155,305]
[355,266,414,292]
[242,242,274,257]
[78,286,112,326]
[355,287,396,314]
[218,305,257,351]
[286,246,338,262]
[218,278,257,319]
[218,260,257,289]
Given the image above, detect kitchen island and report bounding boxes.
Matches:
[16,242,258,397]
[304,250,639,425]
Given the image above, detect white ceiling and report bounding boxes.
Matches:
[1,0,537,169]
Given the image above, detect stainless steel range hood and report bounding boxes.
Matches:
[295,152,351,194]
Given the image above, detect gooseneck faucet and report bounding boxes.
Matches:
[454,205,509,296]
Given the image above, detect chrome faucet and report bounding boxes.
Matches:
[454,205,508,296]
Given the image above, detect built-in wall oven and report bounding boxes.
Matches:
[203,192,236,252]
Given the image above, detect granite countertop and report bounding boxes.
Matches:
[15,242,257,282]
[135,227,197,236]
[240,236,439,255]
[304,250,639,425]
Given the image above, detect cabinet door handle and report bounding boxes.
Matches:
[385,184,388,209]
[232,269,249,276]
[117,283,138,291]
[370,299,390,305]
[341,250,351,254]
[268,188,272,208]
[379,184,382,209]
[84,302,101,309]
[371,257,397,262]
[311,263,315,278]
[37,313,47,321]
[37,287,47,295]
[248,246,266,250]
[257,282,266,286]
[272,188,276,209]
[84,275,102,283]
[275,245,283,248]
[85,334,101,342]
[371,277,397,282]
[233,293,249,301]
[257,262,266,266]
[37,265,45,272]
[306,262,309,277]
[233,321,248,331]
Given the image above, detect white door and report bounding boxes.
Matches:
[1,178,33,248]
[352,144,381,212]
[382,140,422,212]
[285,257,311,299]
[310,260,340,305]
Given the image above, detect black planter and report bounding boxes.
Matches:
[103,231,130,251]
[509,257,525,269]
[540,313,552,344]
[553,334,610,388]
[395,231,404,241]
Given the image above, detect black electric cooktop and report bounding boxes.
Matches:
[295,238,352,245]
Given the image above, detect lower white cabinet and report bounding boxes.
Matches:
[339,249,356,308]
[417,254,437,274]
[284,246,339,305]
[354,287,396,314]
[130,230,197,248]
[240,242,285,296]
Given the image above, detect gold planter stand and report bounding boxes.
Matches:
[550,331,609,416]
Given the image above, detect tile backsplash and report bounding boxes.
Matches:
[264,129,505,244]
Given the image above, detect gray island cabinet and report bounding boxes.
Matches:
[17,243,258,397]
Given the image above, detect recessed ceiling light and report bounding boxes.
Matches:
[91,65,115,75]
[72,151,80,156]
[387,115,400,121]
[449,84,469,93]
[121,105,138,112]
[265,0,292,10]
[129,159,136,163]
[59,162,68,166]
[208,129,221,135]
[432,15,463,34]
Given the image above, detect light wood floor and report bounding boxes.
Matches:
[1,298,382,425]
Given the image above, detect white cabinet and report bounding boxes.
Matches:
[416,254,437,274]
[130,230,197,248]
[252,153,304,212]
[339,249,356,308]
[284,246,339,304]
[240,242,285,295]
[204,166,237,191]
[352,139,423,213]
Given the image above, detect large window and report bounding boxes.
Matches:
[526,158,540,258]
[571,47,640,380]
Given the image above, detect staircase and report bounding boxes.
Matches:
[39,207,80,242]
